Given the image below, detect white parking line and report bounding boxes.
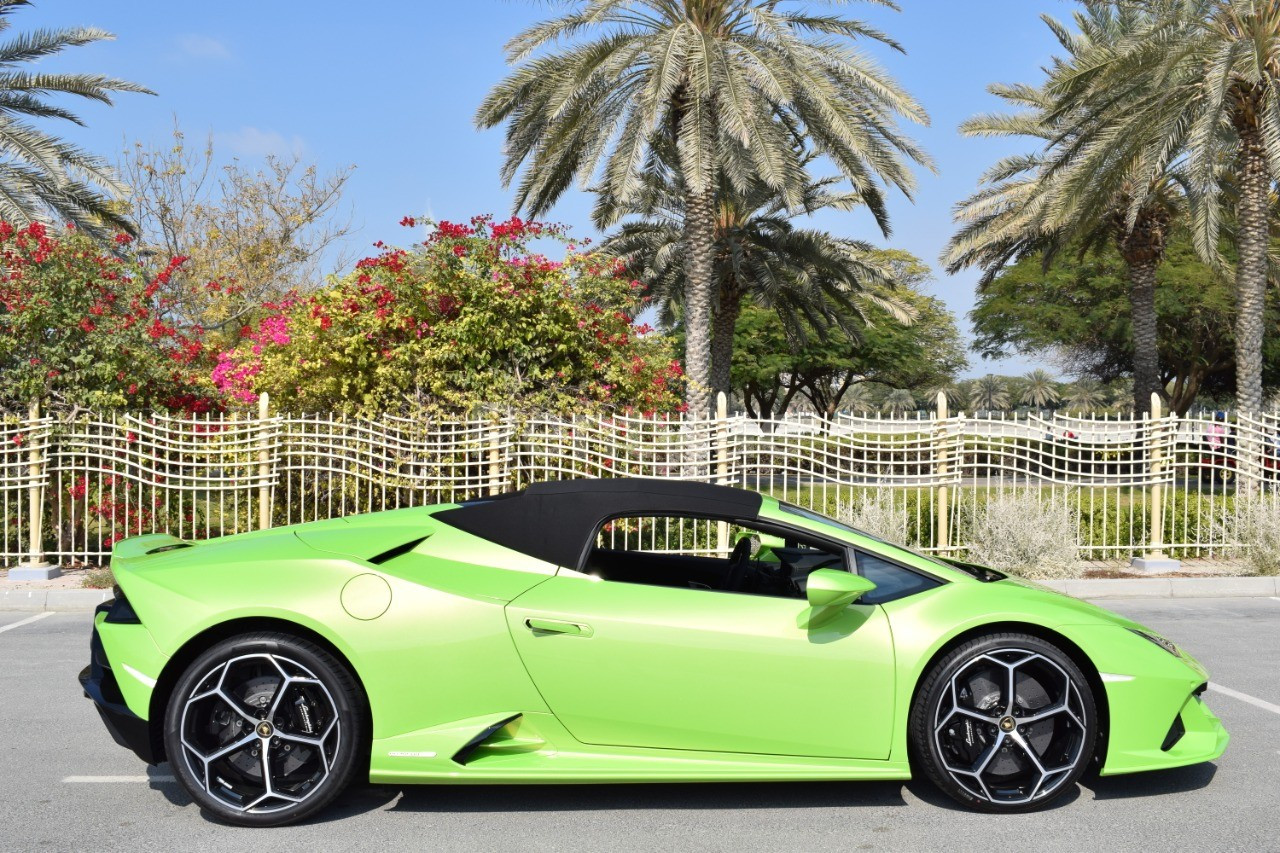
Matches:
[1208,683,1280,716]
[63,775,176,784]
[0,612,54,634]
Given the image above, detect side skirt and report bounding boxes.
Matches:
[370,711,911,785]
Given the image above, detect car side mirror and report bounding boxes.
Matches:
[807,569,876,611]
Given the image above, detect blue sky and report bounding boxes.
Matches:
[31,1,1077,378]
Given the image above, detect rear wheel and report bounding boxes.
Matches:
[163,632,365,827]
[910,633,1097,812]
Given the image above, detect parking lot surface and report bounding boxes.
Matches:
[0,598,1276,852]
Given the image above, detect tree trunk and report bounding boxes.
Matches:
[681,183,717,418]
[1126,258,1161,415]
[710,281,741,402]
[1233,121,1269,413]
[1114,205,1169,417]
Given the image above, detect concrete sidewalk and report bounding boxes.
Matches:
[2,576,1278,612]
[0,587,113,611]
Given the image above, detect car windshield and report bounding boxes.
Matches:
[777,502,1000,580]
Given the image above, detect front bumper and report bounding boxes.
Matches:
[1101,684,1229,775]
[80,602,160,765]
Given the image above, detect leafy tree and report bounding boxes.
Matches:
[0,223,212,412]
[214,217,682,416]
[970,230,1280,414]
[1045,0,1280,411]
[119,122,354,345]
[476,0,930,415]
[600,156,905,397]
[945,4,1186,414]
[730,265,967,418]
[1020,369,1062,408]
[0,0,152,235]
[969,375,1011,412]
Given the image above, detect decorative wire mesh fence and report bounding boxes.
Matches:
[2,397,1278,569]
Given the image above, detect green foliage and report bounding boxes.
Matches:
[81,567,115,589]
[476,0,929,223]
[599,152,906,385]
[0,223,213,412]
[476,0,931,411]
[0,0,152,235]
[730,250,967,417]
[1019,369,1062,408]
[968,375,1010,412]
[216,217,683,416]
[971,231,1280,413]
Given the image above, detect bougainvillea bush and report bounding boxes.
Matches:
[0,223,216,412]
[214,216,683,415]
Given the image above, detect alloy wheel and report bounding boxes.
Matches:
[931,648,1089,805]
[177,652,341,814]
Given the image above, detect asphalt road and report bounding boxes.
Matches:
[0,598,1277,853]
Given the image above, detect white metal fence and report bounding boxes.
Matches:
[3,396,1278,568]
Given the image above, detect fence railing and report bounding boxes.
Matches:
[3,393,1278,568]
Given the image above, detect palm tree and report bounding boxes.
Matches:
[842,382,874,415]
[1045,0,1280,412]
[1064,378,1107,412]
[1020,369,1061,408]
[924,381,962,411]
[599,155,909,398]
[945,4,1186,415]
[880,388,917,416]
[970,375,1010,412]
[476,0,930,415]
[0,1,151,234]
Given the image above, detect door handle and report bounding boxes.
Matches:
[525,617,592,637]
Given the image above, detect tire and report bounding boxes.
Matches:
[163,631,366,827]
[909,632,1097,812]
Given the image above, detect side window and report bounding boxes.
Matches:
[855,551,941,604]
[585,515,847,600]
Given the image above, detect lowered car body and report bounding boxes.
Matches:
[81,479,1228,825]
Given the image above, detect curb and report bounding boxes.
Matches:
[2,577,1278,611]
[0,588,113,612]
[1039,576,1280,599]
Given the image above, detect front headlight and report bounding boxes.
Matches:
[1129,628,1180,657]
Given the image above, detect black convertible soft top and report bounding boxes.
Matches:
[433,478,762,570]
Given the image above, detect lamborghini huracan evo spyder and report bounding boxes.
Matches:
[81,479,1228,826]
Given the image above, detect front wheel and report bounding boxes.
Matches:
[909,633,1097,812]
[163,632,366,827]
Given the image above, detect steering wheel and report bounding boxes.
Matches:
[723,537,754,591]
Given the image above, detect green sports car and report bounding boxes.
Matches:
[81,479,1228,826]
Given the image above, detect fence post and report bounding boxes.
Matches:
[1131,393,1179,572]
[934,392,950,556]
[10,400,57,580]
[257,392,272,531]
[488,416,504,497]
[715,392,730,555]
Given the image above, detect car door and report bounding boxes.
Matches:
[505,563,896,760]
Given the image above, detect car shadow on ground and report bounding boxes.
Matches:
[322,775,1084,822]
[157,760,1212,825]
[340,780,911,820]
[1082,762,1218,800]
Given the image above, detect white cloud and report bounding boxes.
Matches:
[216,126,306,159]
[175,34,231,61]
